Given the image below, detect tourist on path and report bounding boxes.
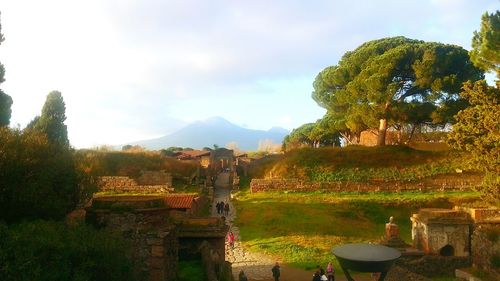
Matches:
[224,202,230,216]
[227,231,235,249]
[218,201,224,215]
[312,266,321,281]
[272,262,281,281]
[326,262,335,281]
[238,270,248,281]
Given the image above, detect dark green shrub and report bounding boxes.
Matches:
[0,128,92,222]
[0,220,138,281]
[490,254,500,268]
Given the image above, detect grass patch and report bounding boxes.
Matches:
[249,146,472,182]
[234,191,480,270]
[178,260,206,281]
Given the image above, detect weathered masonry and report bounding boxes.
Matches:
[411,208,473,257]
[86,195,229,281]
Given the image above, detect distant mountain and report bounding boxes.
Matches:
[130,116,289,151]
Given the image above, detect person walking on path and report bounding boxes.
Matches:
[224,202,230,216]
[272,262,281,281]
[218,201,222,214]
[326,262,335,281]
[227,230,235,249]
[238,270,248,281]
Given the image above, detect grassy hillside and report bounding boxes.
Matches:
[248,146,475,182]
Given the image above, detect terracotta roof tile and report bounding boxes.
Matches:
[183,150,211,157]
[163,195,197,209]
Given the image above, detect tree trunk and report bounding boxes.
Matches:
[377,118,387,146]
[407,124,417,144]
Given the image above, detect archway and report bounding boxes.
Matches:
[439,244,454,256]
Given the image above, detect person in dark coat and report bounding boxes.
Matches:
[238,270,248,281]
[312,266,321,281]
[272,262,280,281]
[217,201,223,214]
[224,202,230,216]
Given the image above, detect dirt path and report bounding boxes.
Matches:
[211,172,373,281]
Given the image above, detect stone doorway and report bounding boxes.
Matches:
[440,244,455,256]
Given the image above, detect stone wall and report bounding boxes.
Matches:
[250,175,479,193]
[471,222,500,279]
[397,255,471,277]
[456,206,500,222]
[386,265,431,281]
[86,207,178,281]
[98,176,174,194]
[200,241,233,281]
[137,171,173,186]
[411,209,472,257]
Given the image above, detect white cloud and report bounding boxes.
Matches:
[0,0,495,147]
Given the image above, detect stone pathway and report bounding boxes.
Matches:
[213,172,277,280]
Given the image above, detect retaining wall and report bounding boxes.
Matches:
[98,176,173,194]
[250,175,480,193]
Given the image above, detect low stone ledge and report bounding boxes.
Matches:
[250,176,478,193]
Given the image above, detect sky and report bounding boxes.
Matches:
[0,0,498,148]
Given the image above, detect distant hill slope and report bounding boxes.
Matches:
[248,146,481,183]
[131,117,289,151]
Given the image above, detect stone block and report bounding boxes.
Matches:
[147,238,163,246]
[150,257,164,269]
[151,245,164,257]
[150,269,165,281]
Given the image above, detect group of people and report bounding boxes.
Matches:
[312,263,335,281]
[216,201,230,216]
[269,262,335,281]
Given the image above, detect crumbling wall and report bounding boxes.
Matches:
[137,171,173,186]
[86,208,178,281]
[471,222,500,279]
[98,176,173,193]
[397,255,471,277]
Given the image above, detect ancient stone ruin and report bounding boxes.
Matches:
[86,195,230,281]
[98,170,174,194]
[411,208,473,257]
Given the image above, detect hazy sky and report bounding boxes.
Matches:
[0,0,497,148]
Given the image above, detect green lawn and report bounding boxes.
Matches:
[178,260,206,281]
[234,191,481,270]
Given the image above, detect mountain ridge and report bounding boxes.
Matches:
[129,116,288,151]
